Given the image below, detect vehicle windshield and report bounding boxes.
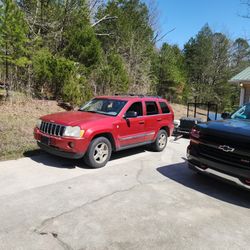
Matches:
[231,103,250,120]
[79,98,127,116]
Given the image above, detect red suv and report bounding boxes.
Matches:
[34,95,174,168]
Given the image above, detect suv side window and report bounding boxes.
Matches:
[160,102,170,114]
[126,102,143,116]
[146,101,159,116]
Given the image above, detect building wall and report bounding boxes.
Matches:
[244,85,250,104]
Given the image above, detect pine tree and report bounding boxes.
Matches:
[0,0,28,97]
[231,38,250,72]
[152,43,186,102]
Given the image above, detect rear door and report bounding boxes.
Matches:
[117,101,146,148]
[144,101,160,142]
[159,101,173,123]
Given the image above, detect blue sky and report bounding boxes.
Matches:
[155,0,250,48]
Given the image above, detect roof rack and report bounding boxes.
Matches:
[114,93,162,98]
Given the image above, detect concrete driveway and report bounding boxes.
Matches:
[0,138,250,250]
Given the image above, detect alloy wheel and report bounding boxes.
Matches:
[93,142,109,163]
[158,133,167,149]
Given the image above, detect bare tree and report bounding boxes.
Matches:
[240,0,250,18]
[145,0,175,44]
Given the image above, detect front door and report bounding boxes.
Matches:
[117,102,145,148]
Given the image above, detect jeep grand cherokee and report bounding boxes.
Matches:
[34,95,174,168]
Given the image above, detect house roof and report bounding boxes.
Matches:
[229,67,250,83]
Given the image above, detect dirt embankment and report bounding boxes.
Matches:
[0,95,64,161]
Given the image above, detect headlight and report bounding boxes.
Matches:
[63,126,85,138]
[36,119,42,129]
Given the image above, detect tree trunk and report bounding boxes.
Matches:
[5,42,9,100]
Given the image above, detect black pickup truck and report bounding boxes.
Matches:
[187,103,250,189]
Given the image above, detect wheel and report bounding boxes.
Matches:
[84,137,112,168]
[151,129,168,152]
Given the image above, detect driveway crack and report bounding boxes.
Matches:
[51,232,73,250]
[35,184,139,232]
[136,162,145,185]
[33,166,166,246]
[34,230,73,250]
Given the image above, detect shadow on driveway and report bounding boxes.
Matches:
[23,147,147,169]
[157,161,250,208]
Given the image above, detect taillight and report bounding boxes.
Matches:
[191,128,200,139]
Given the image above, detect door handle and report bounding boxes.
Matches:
[157,118,162,121]
[139,121,145,124]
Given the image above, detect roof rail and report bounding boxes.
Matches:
[114,93,138,96]
[114,93,162,98]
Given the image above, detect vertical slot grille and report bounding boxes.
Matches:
[40,121,65,137]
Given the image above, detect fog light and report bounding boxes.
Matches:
[68,142,75,148]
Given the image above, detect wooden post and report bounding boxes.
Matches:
[194,97,197,118]
[215,104,218,120]
[207,102,210,121]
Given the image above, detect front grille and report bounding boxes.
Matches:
[201,133,250,149]
[40,121,66,137]
[199,144,250,168]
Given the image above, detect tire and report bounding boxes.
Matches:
[151,129,168,152]
[84,137,112,168]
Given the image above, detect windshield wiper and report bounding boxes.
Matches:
[79,110,97,113]
[79,110,116,116]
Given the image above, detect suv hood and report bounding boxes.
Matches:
[198,119,250,138]
[41,111,112,126]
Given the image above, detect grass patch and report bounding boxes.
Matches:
[0,94,64,161]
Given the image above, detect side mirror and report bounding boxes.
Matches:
[124,111,138,119]
[221,112,230,119]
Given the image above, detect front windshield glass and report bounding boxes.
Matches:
[231,103,250,120]
[79,98,127,116]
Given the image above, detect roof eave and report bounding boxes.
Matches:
[229,79,250,84]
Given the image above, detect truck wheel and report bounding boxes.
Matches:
[151,129,168,152]
[84,137,112,168]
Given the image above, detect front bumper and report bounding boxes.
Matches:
[188,162,250,190]
[34,128,88,159]
[37,142,85,159]
[187,143,250,190]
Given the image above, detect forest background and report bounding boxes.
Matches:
[1,0,250,111]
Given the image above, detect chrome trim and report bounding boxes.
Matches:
[40,121,66,137]
[120,132,155,141]
[218,145,235,153]
[190,164,250,190]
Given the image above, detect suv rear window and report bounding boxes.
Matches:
[160,102,170,113]
[146,101,159,115]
